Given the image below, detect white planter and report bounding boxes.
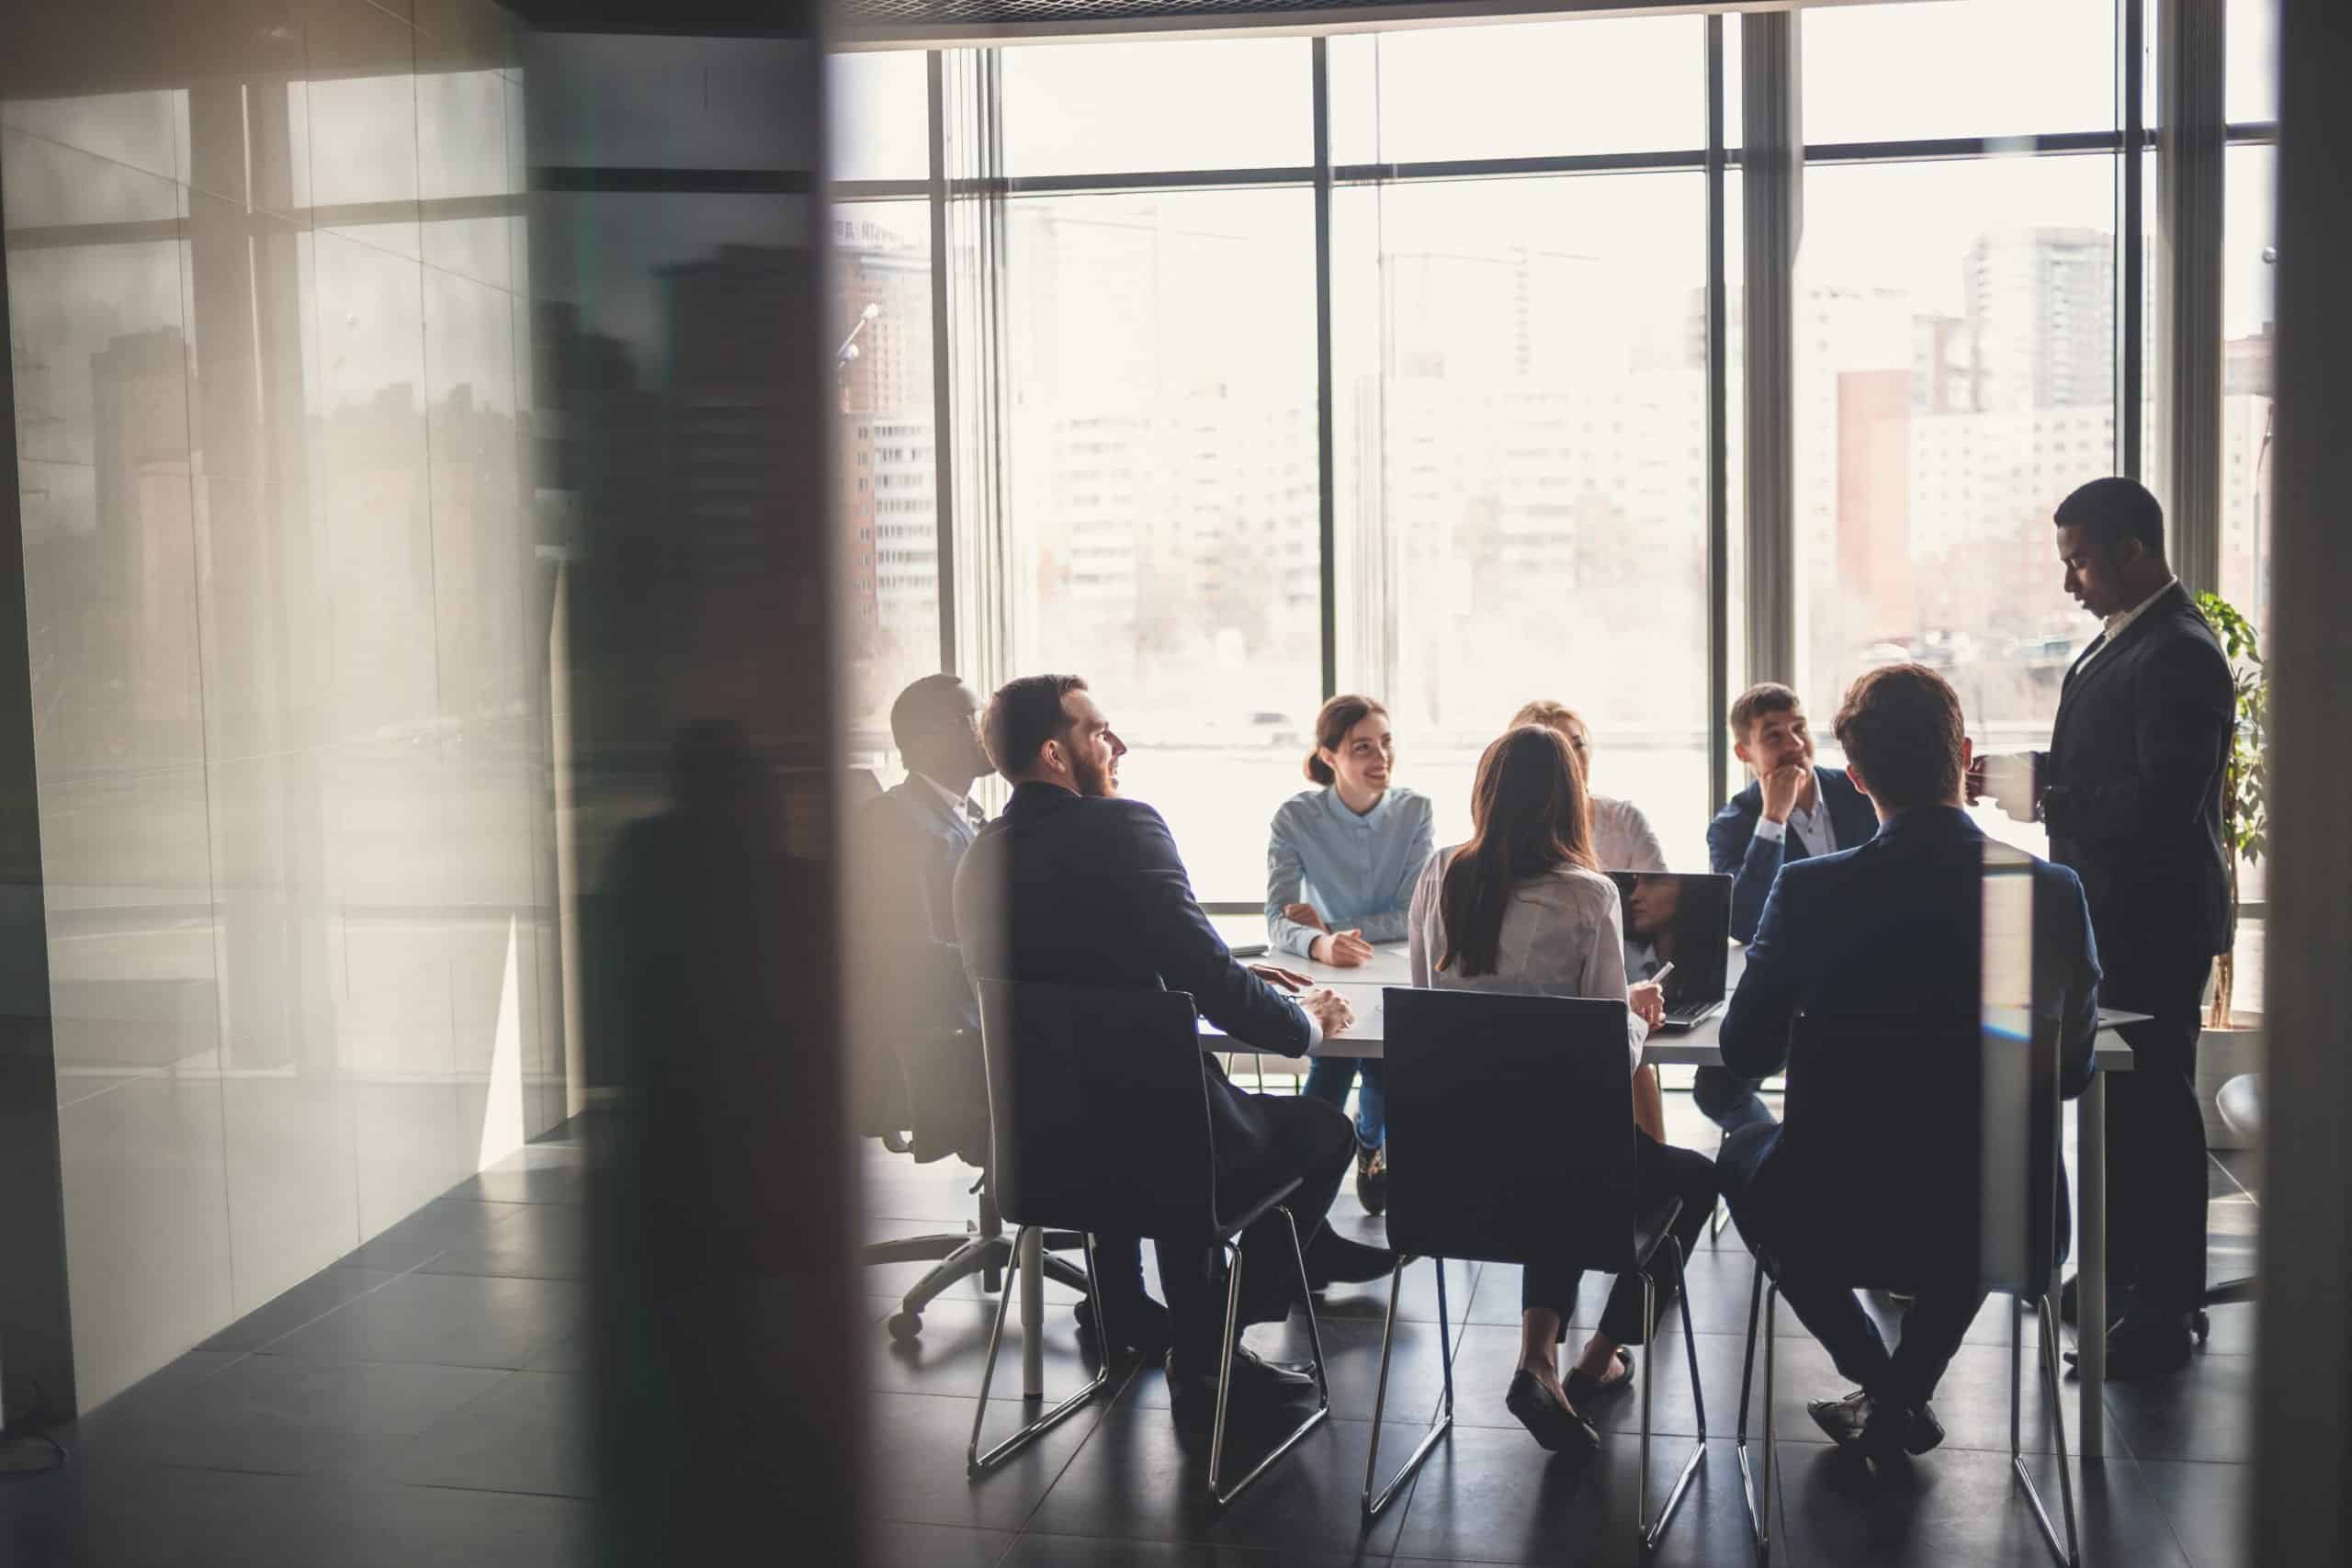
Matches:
[2196,1014,2263,1151]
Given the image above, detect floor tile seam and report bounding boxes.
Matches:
[1001,1525,1402,1563]
[243,1346,537,1373]
[234,1264,444,1354]
[379,1476,594,1505]
[1006,1358,1148,1537]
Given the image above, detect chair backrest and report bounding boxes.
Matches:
[1382,987,1639,1271]
[976,978,1220,1239]
[1781,1011,2065,1296]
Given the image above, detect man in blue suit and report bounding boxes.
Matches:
[1716,665,2101,1461]
[954,674,1391,1423]
[1698,682,1881,1131]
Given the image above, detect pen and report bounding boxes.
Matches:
[1649,961,1677,989]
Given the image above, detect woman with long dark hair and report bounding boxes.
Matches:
[1407,725,1718,1454]
[1267,694,1434,1215]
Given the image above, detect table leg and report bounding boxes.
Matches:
[1019,1226,1045,1400]
[2078,1075,2107,1459]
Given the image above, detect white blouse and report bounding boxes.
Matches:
[1407,846,1648,1071]
[1590,795,1668,872]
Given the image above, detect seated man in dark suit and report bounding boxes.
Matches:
[1716,665,2101,1460]
[1700,682,1883,1133]
[953,673,1392,1420]
[854,675,1164,1352]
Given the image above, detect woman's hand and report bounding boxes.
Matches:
[1627,981,1667,1030]
[1313,929,1376,967]
[1283,901,1331,933]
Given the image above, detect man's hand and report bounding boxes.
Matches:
[1250,964,1312,993]
[1301,987,1354,1037]
[1283,902,1330,933]
[1628,981,1667,1031]
[1964,756,1987,804]
[1758,763,1807,825]
[1311,929,1376,967]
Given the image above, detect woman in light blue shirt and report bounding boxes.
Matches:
[1266,694,1435,1215]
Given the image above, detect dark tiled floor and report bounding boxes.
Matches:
[1,1102,2257,1568]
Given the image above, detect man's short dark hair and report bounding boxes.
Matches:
[1833,663,1965,813]
[981,674,1087,781]
[888,673,970,759]
[2054,476,2166,560]
[1728,682,1803,744]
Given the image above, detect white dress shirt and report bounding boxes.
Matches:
[1407,847,1648,1072]
[911,772,982,840]
[1749,782,1837,858]
[2075,575,2179,673]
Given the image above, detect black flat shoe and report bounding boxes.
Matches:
[1563,1347,1635,1410]
[1505,1371,1600,1456]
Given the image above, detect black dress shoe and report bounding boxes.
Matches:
[1806,1390,1944,1459]
[1077,1293,1170,1357]
[1165,1347,1320,1422]
[1305,1231,1395,1290]
[1505,1371,1600,1456]
[1354,1143,1389,1217]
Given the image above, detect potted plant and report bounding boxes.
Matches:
[2194,591,2267,1149]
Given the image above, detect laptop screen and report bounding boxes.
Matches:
[1611,873,1733,1009]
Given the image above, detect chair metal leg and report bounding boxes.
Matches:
[1735,1256,1764,1441]
[1363,1255,1455,1520]
[1735,1273,1778,1564]
[1642,1239,1709,1551]
[967,1230,1114,1477]
[1039,1252,1092,1295]
[1209,1207,1332,1506]
[2013,1291,2082,1568]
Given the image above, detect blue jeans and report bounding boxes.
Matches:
[1693,1066,1773,1135]
[1302,1056,1385,1151]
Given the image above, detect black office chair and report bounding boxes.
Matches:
[1732,1015,2078,1568]
[857,1020,1093,1341]
[1363,987,1708,1548]
[969,979,1331,1504]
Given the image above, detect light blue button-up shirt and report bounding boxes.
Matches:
[1266,785,1437,959]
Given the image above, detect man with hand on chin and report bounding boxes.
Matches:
[954,674,1393,1425]
[1701,682,1880,1133]
[1971,476,2233,1379]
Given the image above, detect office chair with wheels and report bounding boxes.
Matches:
[1732,1014,2079,1568]
[2193,1072,2260,1339]
[856,1021,1091,1342]
[970,979,1330,1506]
[1363,987,1708,1550]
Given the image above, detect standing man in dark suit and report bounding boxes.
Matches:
[954,674,1392,1421]
[1975,476,2234,1377]
[1699,682,1881,1132]
[1719,665,2103,1459]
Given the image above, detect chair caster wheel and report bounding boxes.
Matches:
[2192,1309,2211,1346]
[888,1311,923,1342]
[983,1267,1003,1295]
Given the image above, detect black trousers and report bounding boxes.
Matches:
[1097,1091,1356,1362]
[1719,1122,1982,1411]
[2098,929,2215,1316]
[1521,1133,1718,1347]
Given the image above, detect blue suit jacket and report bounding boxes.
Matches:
[954,782,1313,1178]
[1707,766,1882,943]
[1719,807,2102,1224]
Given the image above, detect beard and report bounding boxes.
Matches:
[1072,750,1119,798]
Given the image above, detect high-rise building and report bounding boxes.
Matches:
[1964,226,2114,413]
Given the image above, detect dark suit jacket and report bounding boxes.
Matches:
[1719,807,2102,1238]
[854,779,988,1163]
[2038,581,2236,962]
[1707,766,1881,942]
[953,781,1313,1181]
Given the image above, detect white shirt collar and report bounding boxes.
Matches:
[2102,576,2177,646]
[911,771,973,819]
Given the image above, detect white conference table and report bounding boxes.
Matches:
[1012,942,2141,1459]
